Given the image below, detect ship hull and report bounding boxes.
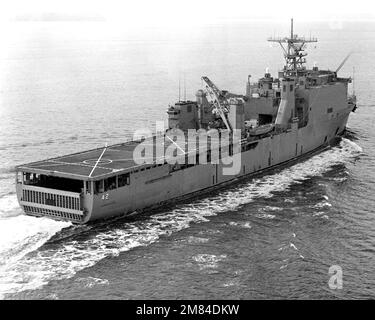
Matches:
[16,82,354,224]
[85,106,351,223]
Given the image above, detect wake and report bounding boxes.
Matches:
[0,138,362,298]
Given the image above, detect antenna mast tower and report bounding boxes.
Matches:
[268,18,317,76]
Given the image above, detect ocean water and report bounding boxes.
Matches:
[0,20,374,299]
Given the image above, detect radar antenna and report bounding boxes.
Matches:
[268,18,317,76]
[201,76,232,132]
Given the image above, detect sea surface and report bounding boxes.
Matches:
[0,20,374,299]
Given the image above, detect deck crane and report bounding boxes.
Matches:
[335,52,352,74]
[201,76,232,132]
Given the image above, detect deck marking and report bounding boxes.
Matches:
[49,159,110,170]
[89,146,108,177]
[18,166,93,179]
[82,158,113,165]
[22,137,234,178]
[107,148,127,152]
[31,162,73,168]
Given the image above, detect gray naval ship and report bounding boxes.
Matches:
[16,20,357,224]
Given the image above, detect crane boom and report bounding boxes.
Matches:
[335,52,352,74]
[201,76,232,132]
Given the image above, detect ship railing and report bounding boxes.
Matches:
[20,184,84,217]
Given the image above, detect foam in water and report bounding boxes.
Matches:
[254,213,276,220]
[223,280,239,287]
[229,221,252,229]
[0,138,363,298]
[0,195,21,219]
[290,243,298,251]
[75,277,109,288]
[312,200,332,209]
[186,236,209,244]
[192,254,227,269]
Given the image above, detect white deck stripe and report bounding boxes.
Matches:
[89,146,108,177]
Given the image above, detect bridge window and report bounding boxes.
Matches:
[118,173,130,187]
[95,180,104,193]
[104,176,117,191]
[283,85,286,92]
[85,181,92,194]
[290,84,293,91]
[187,105,192,113]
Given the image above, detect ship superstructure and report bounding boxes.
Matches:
[15,20,357,223]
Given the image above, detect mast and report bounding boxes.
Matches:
[291,18,293,39]
[268,18,317,76]
[178,77,181,102]
[184,73,186,101]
